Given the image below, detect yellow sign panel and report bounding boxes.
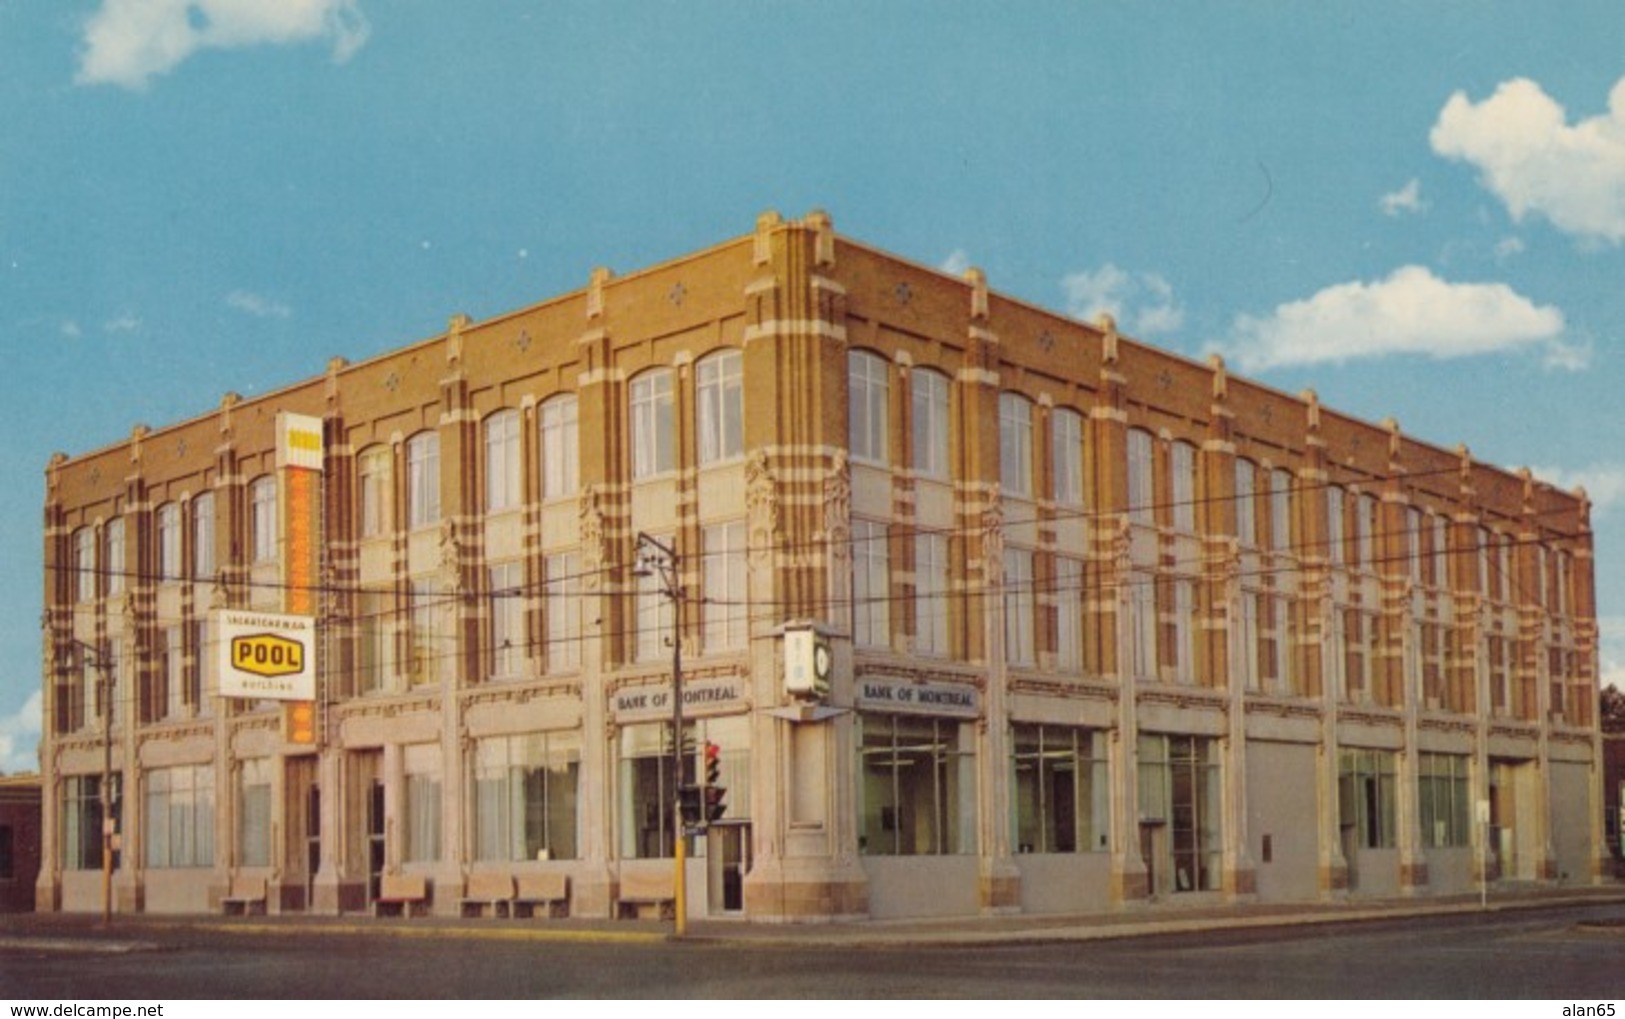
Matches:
[232,633,305,678]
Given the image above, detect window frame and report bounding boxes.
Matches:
[696,350,744,467]
[629,369,676,480]
[484,409,522,514]
[848,351,890,466]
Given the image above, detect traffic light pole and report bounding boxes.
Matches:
[635,533,687,937]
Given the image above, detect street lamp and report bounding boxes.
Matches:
[59,638,115,927]
[630,532,688,936]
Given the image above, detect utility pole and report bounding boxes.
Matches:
[633,532,688,936]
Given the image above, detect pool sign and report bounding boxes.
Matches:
[218,610,316,700]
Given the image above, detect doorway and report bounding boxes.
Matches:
[706,822,750,914]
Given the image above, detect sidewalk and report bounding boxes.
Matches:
[3,884,1622,952]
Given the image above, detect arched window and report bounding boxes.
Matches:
[157,503,181,579]
[848,351,889,465]
[1052,407,1084,507]
[357,446,392,538]
[998,393,1033,497]
[539,395,578,499]
[250,477,277,561]
[1127,428,1154,525]
[405,432,441,529]
[911,368,950,480]
[484,409,522,512]
[192,492,215,579]
[630,369,675,479]
[696,350,744,465]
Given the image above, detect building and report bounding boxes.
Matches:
[0,774,42,912]
[38,211,1605,921]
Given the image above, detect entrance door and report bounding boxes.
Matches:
[284,756,319,911]
[706,822,750,914]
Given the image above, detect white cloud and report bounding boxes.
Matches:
[226,289,292,319]
[1219,265,1574,372]
[61,320,83,339]
[1061,264,1185,336]
[1379,178,1427,217]
[76,0,371,90]
[0,691,41,775]
[940,249,972,276]
[1430,76,1625,244]
[1526,463,1625,514]
[103,313,142,334]
[1493,235,1526,260]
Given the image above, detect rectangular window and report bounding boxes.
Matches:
[144,764,214,869]
[1052,408,1084,507]
[163,626,184,719]
[404,744,442,863]
[911,368,950,481]
[409,580,443,686]
[1327,486,1346,565]
[238,757,273,868]
[473,732,580,862]
[1130,577,1157,680]
[1418,752,1471,848]
[1011,725,1108,853]
[1357,494,1377,569]
[1138,734,1221,892]
[484,410,522,513]
[696,351,744,465]
[406,434,441,529]
[1003,548,1034,667]
[702,521,747,652]
[540,396,579,499]
[544,552,581,671]
[251,478,278,562]
[617,718,748,859]
[1054,556,1083,672]
[358,447,392,538]
[848,352,889,465]
[1169,577,1196,681]
[105,518,125,596]
[851,519,890,649]
[998,393,1033,498]
[630,370,676,479]
[489,562,524,679]
[1338,748,1397,850]
[915,532,949,657]
[62,775,119,871]
[357,587,392,695]
[634,536,676,664]
[192,493,215,579]
[859,715,973,856]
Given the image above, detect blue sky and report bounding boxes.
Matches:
[2,0,1623,771]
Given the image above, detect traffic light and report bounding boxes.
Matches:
[702,741,726,823]
[677,783,703,826]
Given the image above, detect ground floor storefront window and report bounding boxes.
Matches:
[1011,724,1108,853]
[144,764,214,869]
[859,714,974,855]
[1138,733,1220,892]
[618,715,749,860]
[1418,752,1470,848]
[1338,748,1397,849]
[473,731,580,861]
[62,774,120,870]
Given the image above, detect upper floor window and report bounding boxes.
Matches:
[104,519,124,597]
[998,393,1033,498]
[406,432,441,529]
[630,369,675,480]
[1326,486,1346,566]
[1270,468,1293,552]
[250,477,277,562]
[484,410,522,513]
[1431,514,1450,589]
[915,532,949,657]
[701,520,747,651]
[851,518,889,648]
[192,492,215,579]
[1356,493,1377,569]
[74,527,96,602]
[1052,407,1084,507]
[1171,441,1197,534]
[157,504,181,581]
[696,350,744,466]
[1235,459,1257,547]
[358,446,392,538]
[848,351,889,465]
[540,395,579,499]
[911,368,950,481]
[1127,428,1154,525]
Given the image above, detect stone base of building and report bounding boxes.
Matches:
[742,858,869,923]
[979,857,1022,914]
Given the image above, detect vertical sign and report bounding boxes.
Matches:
[278,412,323,745]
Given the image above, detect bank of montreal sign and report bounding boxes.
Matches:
[216,610,316,701]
